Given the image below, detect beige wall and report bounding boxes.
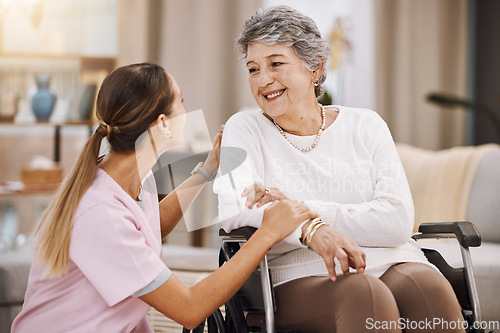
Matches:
[375,0,468,150]
[117,0,259,134]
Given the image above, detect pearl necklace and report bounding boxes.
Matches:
[272,104,326,153]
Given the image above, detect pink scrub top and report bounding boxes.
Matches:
[12,168,170,333]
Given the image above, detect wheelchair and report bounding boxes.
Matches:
[183,221,492,333]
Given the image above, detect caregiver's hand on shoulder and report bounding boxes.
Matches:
[260,199,318,244]
[306,224,366,281]
[242,183,288,209]
[203,124,224,175]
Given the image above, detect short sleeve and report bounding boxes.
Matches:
[70,201,169,306]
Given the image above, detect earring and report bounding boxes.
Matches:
[161,121,172,137]
[313,81,319,87]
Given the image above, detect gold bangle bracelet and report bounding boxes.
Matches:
[305,221,322,245]
[300,218,317,246]
[301,217,320,245]
[306,221,326,247]
[304,217,320,235]
[301,217,323,247]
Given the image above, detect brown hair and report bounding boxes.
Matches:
[35,63,174,277]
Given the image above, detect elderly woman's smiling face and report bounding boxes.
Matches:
[246,43,317,118]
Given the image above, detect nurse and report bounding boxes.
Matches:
[11,63,316,332]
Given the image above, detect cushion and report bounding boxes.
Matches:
[0,250,32,333]
[467,148,500,242]
[396,143,499,232]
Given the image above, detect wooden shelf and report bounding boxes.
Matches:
[0,52,115,59]
[0,121,95,163]
[0,189,56,197]
[0,54,117,83]
[0,53,116,70]
[0,120,95,126]
[0,185,57,197]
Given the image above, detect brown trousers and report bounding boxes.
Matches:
[247,263,465,333]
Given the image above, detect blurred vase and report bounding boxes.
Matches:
[31,73,57,122]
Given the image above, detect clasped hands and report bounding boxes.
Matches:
[242,183,366,281]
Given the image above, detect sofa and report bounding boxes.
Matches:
[0,249,32,333]
[397,143,500,323]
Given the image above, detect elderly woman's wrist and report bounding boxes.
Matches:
[300,217,325,247]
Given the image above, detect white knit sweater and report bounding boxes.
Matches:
[213,106,433,286]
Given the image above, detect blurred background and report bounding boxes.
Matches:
[0,0,499,250]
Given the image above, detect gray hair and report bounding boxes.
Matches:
[237,5,329,97]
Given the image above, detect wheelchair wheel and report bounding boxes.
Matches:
[182,308,227,333]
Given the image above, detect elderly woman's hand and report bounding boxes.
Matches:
[241,183,288,209]
[305,224,366,282]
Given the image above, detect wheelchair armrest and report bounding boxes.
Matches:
[415,221,481,248]
[219,226,257,241]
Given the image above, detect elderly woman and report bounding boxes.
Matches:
[214,6,464,333]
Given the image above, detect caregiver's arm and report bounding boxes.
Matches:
[158,127,223,239]
[140,199,317,330]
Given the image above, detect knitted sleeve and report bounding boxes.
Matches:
[302,116,414,247]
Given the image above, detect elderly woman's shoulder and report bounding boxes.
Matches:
[335,105,387,125]
[226,108,266,127]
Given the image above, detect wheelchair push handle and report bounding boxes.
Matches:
[417,221,481,248]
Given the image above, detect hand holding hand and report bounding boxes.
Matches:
[306,224,366,281]
[241,184,287,209]
[261,199,318,244]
